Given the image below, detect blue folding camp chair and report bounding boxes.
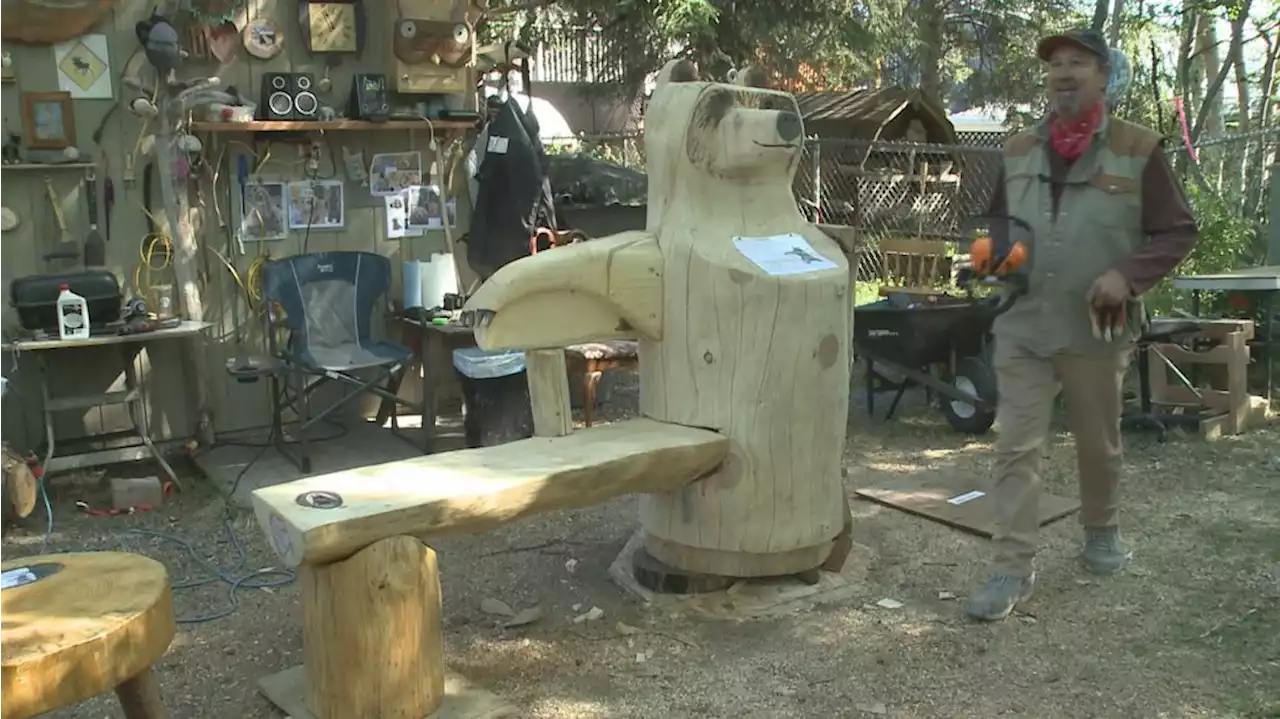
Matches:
[261,251,426,472]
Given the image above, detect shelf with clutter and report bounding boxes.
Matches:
[1,0,551,519]
[188,119,479,134]
[1,162,97,171]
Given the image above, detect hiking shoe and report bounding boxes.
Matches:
[966,572,1035,621]
[1081,526,1132,575]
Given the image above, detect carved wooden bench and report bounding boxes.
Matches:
[252,418,727,718]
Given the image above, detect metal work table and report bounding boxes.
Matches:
[3,321,213,486]
[1173,265,1279,401]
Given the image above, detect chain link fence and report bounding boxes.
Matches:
[543,126,1277,284]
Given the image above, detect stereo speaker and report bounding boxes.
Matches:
[260,73,319,121]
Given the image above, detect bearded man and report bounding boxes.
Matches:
[967,28,1200,621]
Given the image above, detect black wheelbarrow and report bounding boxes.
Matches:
[853,215,1031,433]
[853,295,1002,433]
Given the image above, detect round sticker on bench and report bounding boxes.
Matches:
[295,490,343,509]
[1,562,63,591]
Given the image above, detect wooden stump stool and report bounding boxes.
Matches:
[1,552,175,719]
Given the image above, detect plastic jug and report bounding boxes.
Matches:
[56,284,90,340]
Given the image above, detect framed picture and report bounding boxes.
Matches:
[21,92,76,150]
[287,180,345,230]
[240,181,288,241]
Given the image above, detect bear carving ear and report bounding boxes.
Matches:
[655,58,698,92]
[731,65,770,89]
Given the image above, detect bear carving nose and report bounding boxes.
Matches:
[775,111,801,142]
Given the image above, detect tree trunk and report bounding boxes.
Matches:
[1107,0,1124,46]
[1194,13,1225,187]
[1226,10,1252,198]
[1174,0,1197,175]
[1244,28,1280,217]
[1091,0,1109,31]
[916,0,944,103]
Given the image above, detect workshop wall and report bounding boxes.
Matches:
[1,1,480,452]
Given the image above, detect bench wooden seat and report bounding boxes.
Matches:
[253,418,727,568]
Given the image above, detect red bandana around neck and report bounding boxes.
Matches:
[1048,102,1104,161]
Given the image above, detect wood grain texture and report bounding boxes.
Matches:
[1,552,174,719]
[636,75,851,577]
[2,446,38,521]
[525,349,573,437]
[465,230,664,349]
[302,537,443,719]
[252,418,728,567]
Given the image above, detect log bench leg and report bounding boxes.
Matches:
[115,667,168,719]
[302,535,444,719]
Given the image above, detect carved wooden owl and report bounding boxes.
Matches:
[393,17,473,67]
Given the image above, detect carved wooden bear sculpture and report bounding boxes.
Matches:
[463,63,851,579]
[636,65,851,578]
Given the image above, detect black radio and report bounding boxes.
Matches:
[349,73,390,122]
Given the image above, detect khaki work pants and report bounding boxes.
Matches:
[990,340,1131,577]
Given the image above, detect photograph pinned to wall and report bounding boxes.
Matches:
[369,151,422,196]
[385,192,423,239]
[54,33,112,99]
[287,179,345,230]
[240,181,288,241]
[406,185,457,230]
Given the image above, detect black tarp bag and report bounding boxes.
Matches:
[465,60,559,282]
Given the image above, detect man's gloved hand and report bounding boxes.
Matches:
[1086,268,1131,308]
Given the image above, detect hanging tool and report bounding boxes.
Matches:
[103,175,115,243]
[83,170,106,266]
[43,177,78,266]
[235,154,249,255]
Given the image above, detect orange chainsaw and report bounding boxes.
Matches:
[957,214,1033,317]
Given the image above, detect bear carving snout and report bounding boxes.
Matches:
[775,111,801,142]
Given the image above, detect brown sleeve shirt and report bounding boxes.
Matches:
[985,146,1199,296]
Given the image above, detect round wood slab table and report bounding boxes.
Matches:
[1,551,175,719]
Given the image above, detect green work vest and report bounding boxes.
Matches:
[992,114,1162,356]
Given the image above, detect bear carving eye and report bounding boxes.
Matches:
[399,20,417,39]
[702,88,735,124]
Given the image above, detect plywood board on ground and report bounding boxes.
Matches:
[854,478,1079,537]
[258,664,517,719]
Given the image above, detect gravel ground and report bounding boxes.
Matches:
[5,375,1278,719]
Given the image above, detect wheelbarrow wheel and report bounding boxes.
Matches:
[940,355,997,434]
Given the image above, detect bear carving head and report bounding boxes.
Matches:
[646,59,803,184]
[643,60,804,231]
[683,84,803,178]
